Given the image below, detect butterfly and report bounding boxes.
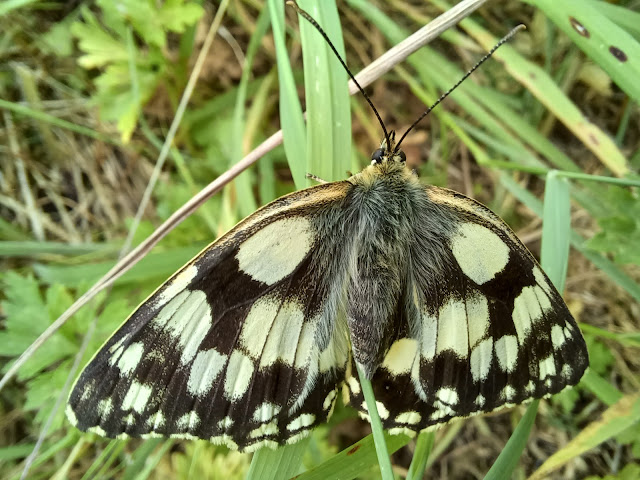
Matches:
[66,125,588,451]
[66,5,588,452]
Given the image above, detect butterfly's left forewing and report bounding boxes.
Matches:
[67,182,353,451]
[345,185,588,433]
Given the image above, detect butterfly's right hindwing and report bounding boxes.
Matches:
[67,182,352,451]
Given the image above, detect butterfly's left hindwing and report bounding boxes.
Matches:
[344,185,588,433]
[67,183,353,451]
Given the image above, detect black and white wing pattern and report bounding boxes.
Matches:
[344,186,588,434]
[67,183,353,451]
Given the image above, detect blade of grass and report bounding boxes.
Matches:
[526,0,640,105]
[227,5,270,219]
[298,0,351,182]
[356,365,394,480]
[483,401,539,480]
[527,393,640,480]
[406,431,435,480]
[269,0,307,188]
[540,171,571,293]
[295,432,411,480]
[247,439,310,480]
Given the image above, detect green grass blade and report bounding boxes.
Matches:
[528,393,640,480]
[483,401,539,480]
[356,365,394,480]
[406,431,435,480]
[247,439,310,480]
[227,6,270,218]
[295,432,411,480]
[298,0,351,182]
[540,171,571,293]
[579,369,624,407]
[268,0,307,189]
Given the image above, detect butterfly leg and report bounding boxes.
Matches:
[306,173,328,184]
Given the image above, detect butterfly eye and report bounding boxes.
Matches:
[371,148,385,164]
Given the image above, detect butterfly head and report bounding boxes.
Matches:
[371,130,407,166]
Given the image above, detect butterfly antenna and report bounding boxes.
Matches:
[287,1,391,150]
[394,24,526,153]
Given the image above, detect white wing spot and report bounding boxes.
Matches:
[97,398,114,418]
[153,289,212,365]
[252,402,281,423]
[395,411,421,425]
[122,381,152,413]
[561,363,573,379]
[421,311,437,361]
[88,426,107,436]
[156,264,198,308]
[376,401,390,420]
[525,380,536,394]
[539,355,556,379]
[249,421,278,439]
[467,292,490,347]
[436,297,468,358]
[382,338,418,375]
[286,430,313,445]
[80,383,95,402]
[551,324,566,349]
[501,385,517,401]
[146,411,165,429]
[223,351,255,401]
[436,387,459,405]
[294,317,319,369]
[187,348,227,397]
[117,342,144,376]
[259,300,305,368]
[66,405,78,426]
[430,404,455,421]
[287,413,316,431]
[323,390,337,411]
[241,295,278,359]
[470,338,493,382]
[236,217,314,285]
[512,285,551,343]
[347,375,361,395]
[474,394,486,407]
[177,411,200,430]
[494,335,518,373]
[451,223,510,285]
[533,266,553,296]
[217,416,234,430]
[124,413,136,427]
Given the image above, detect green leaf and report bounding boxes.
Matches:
[71,7,129,68]
[159,0,205,33]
